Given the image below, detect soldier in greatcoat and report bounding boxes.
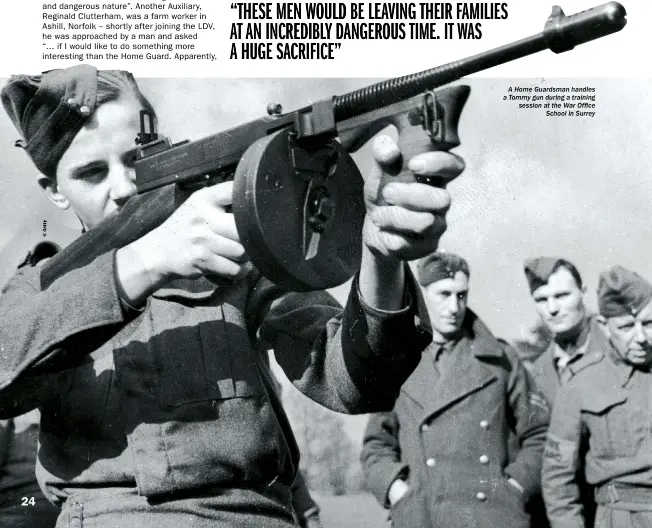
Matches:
[361,252,549,528]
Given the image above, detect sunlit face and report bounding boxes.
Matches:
[422,271,469,339]
[532,267,586,337]
[601,300,652,367]
[42,95,143,230]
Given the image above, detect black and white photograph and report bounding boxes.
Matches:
[0,1,651,527]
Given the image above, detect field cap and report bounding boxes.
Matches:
[417,251,469,286]
[1,64,138,179]
[598,265,652,318]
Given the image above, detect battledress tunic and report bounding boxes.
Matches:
[0,245,430,527]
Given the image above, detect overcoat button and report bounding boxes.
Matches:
[479,455,489,464]
[476,492,487,501]
[426,458,436,467]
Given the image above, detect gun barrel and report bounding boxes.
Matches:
[333,2,626,121]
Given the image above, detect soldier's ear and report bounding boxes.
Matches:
[37,175,70,211]
[597,314,610,338]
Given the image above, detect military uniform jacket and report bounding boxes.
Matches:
[529,317,608,528]
[530,316,608,407]
[0,245,430,527]
[361,311,550,528]
[542,347,652,528]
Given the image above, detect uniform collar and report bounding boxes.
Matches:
[553,332,591,369]
[424,310,502,363]
[606,345,638,388]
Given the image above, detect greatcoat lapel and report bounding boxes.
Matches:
[401,311,500,425]
[400,344,439,412]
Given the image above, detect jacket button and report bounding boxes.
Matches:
[480,420,489,429]
[421,423,430,432]
[476,492,487,501]
[79,105,91,116]
[479,455,489,464]
[425,457,436,467]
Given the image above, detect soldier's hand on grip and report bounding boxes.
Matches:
[362,134,464,262]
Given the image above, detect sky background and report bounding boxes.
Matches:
[1,76,651,442]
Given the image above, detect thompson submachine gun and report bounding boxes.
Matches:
[41,2,627,292]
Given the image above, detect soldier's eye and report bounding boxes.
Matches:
[76,166,107,185]
[70,162,107,184]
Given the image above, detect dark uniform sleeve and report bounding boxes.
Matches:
[502,345,550,503]
[542,383,585,528]
[248,266,431,414]
[360,411,408,508]
[0,249,127,417]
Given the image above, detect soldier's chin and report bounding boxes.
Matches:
[549,320,572,334]
[439,322,461,336]
[627,350,652,365]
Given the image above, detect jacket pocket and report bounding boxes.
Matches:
[581,393,641,457]
[154,302,262,406]
[52,343,114,431]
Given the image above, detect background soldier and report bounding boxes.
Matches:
[524,257,609,527]
[543,266,652,528]
[361,252,549,528]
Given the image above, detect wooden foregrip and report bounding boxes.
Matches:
[338,84,470,186]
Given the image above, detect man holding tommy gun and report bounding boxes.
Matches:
[0,64,460,527]
[0,3,627,527]
[38,1,627,293]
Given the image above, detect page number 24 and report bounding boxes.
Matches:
[21,497,35,506]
